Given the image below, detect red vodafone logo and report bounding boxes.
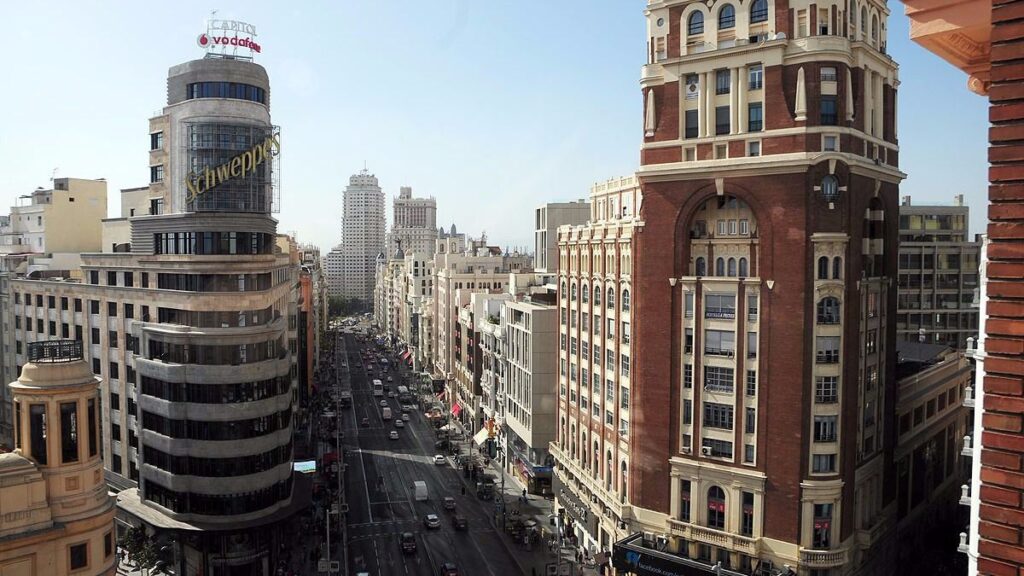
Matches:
[197,33,210,48]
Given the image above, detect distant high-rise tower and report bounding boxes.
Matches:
[341,169,385,302]
[389,186,437,257]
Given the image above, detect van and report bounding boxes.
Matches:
[382,407,392,420]
[414,481,428,501]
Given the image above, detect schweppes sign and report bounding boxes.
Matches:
[185,134,280,202]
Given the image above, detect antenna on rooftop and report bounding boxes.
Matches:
[50,168,58,182]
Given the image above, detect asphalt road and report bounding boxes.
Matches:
[341,332,527,576]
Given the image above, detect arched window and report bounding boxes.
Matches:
[696,257,706,276]
[821,175,840,203]
[871,14,878,41]
[594,285,602,306]
[581,431,588,469]
[719,4,735,29]
[860,8,867,35]
[739,258,748,277]
[728,258,737,277]
[606,450,613,490]
[621,461,629,502]
[570,424,577,458]
[561,281,567,297]
[817,297,841,324]
[818,256,830,280]
[607,287,615,309]
[716,258,725,276]
[708,486,726,530]
[571,283,577,301]
[850,1,857,22]
[622,289,631,312]
[751,0,769,23]
[593,441,601,479]
[688,12,705,35]
[833,257,843,280]
[560,417,566,448]
[581,284,589,303]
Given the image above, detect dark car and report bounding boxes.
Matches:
[400,532,416,554]
[434,439,451,450]
[439,562,459,576]
[451,515,468,531]
[360,417,369,427]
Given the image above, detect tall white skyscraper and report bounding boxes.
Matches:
[389,186,437,257]
[341,169,385,302]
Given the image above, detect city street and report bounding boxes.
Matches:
[340,332,532,576]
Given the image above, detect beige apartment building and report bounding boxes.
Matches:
[552,175,640,555]
[0,340,116,576]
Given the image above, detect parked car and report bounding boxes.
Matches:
[434,440,450,451]
[443,496,456,510]
[400,532,416,554]
[439,562,459,576]
[389,430,399,440]
[433,454,446,466]
[451,515,468,531]
[424,514,441,529]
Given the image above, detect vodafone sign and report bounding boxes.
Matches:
[198,19,261,58]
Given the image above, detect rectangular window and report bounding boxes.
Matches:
[680,480,691,522]
[823,134,838,152]
[685,328,694,354]
[150,131,164,150]
[60,402,78,463]
[747,141,761,157]
[36,319,43,334]
[812,453,836,473]
[745,407,756,433]
[104,531,113,558]
[684,364,693,389]
[705,294,736,318]
[716,70,731,94]
[30,404,47,465]
[621,386,630,410]
[703,402,734,430]
[705,330,735,356]
[621,354,630,377]
[741,492,755,535]
[744,444,755,463]
[107,272,117,286]
[684,399,693,425]
[748,64,763,90]
[87,399,97,457]
[89,271,99,285]
[702,438,733,458]
[746,370,757,396]
[820,96,838,125]
[814,415,838,442]
[704,366,735,393]
[748,102,763,131]
[715,106,730,135]
[685,109,699,139]
[747,332,757,358]
[813,503,833,548]
[109,331,118,349]
[815,377,838,403]
[70,543,88,570]
[816,336,840,363]
[866,329,878,354]
[622,321,630,344]
[89,300,99,314]
[150,164,165,183]
[685,293,694,317]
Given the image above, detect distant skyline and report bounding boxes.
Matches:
[0,1,989,252]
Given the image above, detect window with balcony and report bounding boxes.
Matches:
[705,294,736,319]
[703,402,734,430]
[715,106,730,135]
[820,96,838,126]
[816,336,840,364]
[817,297,840,324]
[815,376,838,403]
[748,64,763,90]
[748,102,763,132]
[741,492,755,536]
[680,480,692,522]
[704,366,734,393]
[707,486,726,530]
[685,109,699,139]
[814,415,838,442]
[813,503,833,548]
[705,329,735,357]
[715,70,731,95]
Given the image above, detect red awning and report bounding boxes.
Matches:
[451,403,463,417]
[401,350,412,361]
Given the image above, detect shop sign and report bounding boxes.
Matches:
[184,133,280,202]
[198,19,261,57]
[552,473,598,536]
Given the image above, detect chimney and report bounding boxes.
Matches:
[901,195,911,206]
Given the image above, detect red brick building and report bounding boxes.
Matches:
[901,1,1024,575]
[610,0,906,574]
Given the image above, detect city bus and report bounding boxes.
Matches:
[372,379,384,397]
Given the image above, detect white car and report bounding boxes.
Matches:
[395,419,405,428]
[433,454,446,466]
[401,413,410,422]
[389,430,399,440]
[379,400,388,407]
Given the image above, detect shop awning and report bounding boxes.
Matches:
[401,350,412,361]
[473,427,490,446]
[451,403,463,417]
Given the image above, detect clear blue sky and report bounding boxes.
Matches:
[0,1,988,253]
